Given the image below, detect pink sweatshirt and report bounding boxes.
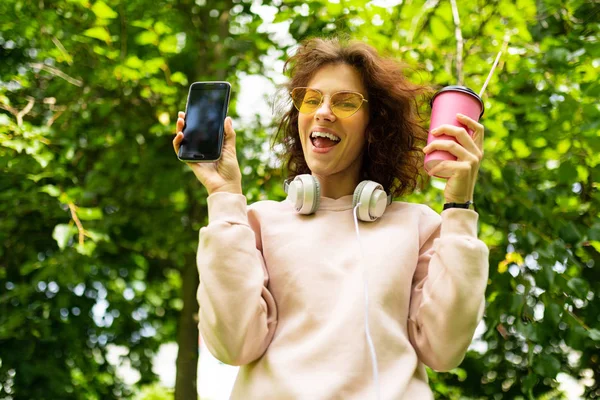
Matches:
[197,192,489,399]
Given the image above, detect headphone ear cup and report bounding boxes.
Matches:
[294,174,320,215]
[353,180,387,222]
[352,181,369,209]
[311,177,321,213]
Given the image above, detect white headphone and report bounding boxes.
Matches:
[284,174,391,221]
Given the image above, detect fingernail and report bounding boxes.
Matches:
[457,113,465,118]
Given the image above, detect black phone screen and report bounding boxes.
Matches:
[179,83,230,161]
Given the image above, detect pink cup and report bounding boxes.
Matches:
[424,86,484,179]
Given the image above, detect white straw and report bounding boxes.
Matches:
[479,50,503,98]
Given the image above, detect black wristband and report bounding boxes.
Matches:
[443,201,475,211]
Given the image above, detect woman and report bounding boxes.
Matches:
[173,38,489,400]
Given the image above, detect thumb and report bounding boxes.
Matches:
[223,117,237,153]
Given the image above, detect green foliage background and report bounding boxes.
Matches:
[0,0,598,399]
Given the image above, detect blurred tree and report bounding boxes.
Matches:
[0,0,598,399]
[0,0,279,398]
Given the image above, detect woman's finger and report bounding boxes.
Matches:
[428,160,471,179]
[222,117,237,155]
[173,115,186,155]
[172,132,183,154]
[423,139,478,163]
[176,117,185,132]
[430,124,481,158]
[456,113,485,150]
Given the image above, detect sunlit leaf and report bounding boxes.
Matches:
[159,35,178,54]
[83,26,111,43]
[589,329,600,341]
[136,30,158,45]
[430,15,452,41]
[52,224,72,250]
[511,138,531,158]
[40,185,61,197]
[91,1,118,19]
[76,207,103,220]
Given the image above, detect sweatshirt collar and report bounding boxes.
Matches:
[318,195,354,211]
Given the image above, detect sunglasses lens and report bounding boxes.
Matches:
[331,92,364,118]
[291,88,321,114]
[291,88,365,118]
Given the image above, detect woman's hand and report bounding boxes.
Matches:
[173,111,243,195]
[423,113,484,204]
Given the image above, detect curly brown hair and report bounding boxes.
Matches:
[275,37,433,198]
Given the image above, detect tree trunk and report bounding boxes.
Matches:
[174,255,200,400]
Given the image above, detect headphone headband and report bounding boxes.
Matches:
[285,175,388,222]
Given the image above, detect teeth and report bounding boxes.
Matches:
[311,131,340,142]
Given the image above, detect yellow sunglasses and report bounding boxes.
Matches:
[290,87,368,119]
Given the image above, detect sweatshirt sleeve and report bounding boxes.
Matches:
[196,192,277,366]
[407,207,489,372]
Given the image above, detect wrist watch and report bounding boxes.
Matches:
[443,200,475,211]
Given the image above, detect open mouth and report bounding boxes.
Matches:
[310,131,341,149]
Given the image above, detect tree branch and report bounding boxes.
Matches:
[29,63,83,87]
[51,36,73,65]
[68,203,86,246]
[449,0,464,85]
[0,96,35,126]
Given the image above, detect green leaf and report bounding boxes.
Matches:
[32,152,54,168]
[589,329,600,341]
[76,207,103,221]
[533,354,561,378]
[557,139,571,154]
[430,15,452,41]
[545,303,562,326]
[170,72,188,85]
[558,161,577,184]
[521,373,538,393]
[559,222,581,244]
[511,138,531,158]
[588,223,600,241]
[518,320,540,342]
[125,56,144,69]
[91,1,118,19]
[567,277,588,299]
[27,172,55,182]
[154,21,172,35]
[588,329,600,342]
[131,19,154,28]
[536,264,555,290]
[83,27,111,43]
[76,241,97,256]
[53,224,72,250]
[40,185,61,197]
[85,229,110,242]
[136,31,158,45]
[159,35,178,54]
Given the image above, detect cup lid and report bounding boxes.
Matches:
[431,85,485,118]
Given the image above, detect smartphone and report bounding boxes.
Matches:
[178,81,231,162]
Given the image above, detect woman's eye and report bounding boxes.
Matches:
[305,98,320,105]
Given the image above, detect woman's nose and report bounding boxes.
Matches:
[315,98,336,121]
